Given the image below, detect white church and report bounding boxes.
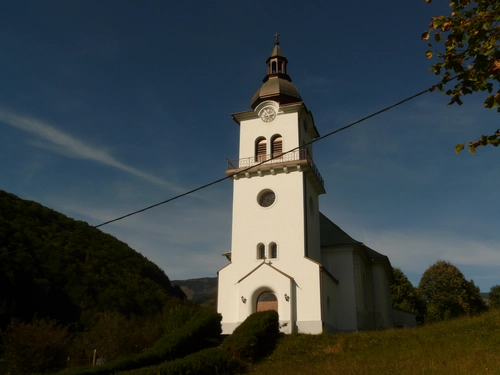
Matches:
[217,36,398,334]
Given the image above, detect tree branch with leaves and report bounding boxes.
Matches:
[422,0,500,153]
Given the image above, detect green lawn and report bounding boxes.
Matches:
[248,309,500,375]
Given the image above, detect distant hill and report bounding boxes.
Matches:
[0,190,185,330]
[172,277,217,305]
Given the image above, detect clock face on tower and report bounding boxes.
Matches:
[259,107,276,123]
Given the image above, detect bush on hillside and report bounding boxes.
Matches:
[390,267,426,323]
[73,311,167,363]
[60,308,222,375]
[163,304,195,335]
[122,347,247,375]
[419,260,487,323]
[1,319,70,375]
[489,284,500,308]
[222,310,279,363]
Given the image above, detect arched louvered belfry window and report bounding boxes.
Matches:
[255,137,267,162]
[271,135,282,159]
[257,243,265,260]
[269,242,277,259]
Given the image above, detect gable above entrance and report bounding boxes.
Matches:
[237,261,294,285]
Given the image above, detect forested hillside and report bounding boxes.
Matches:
[171,277,217,305]
[0,190,185,331]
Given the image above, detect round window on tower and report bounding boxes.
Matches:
[257,189,276,208]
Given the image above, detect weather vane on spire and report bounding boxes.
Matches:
[274,32,280,44]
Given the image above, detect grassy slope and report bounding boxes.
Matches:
[249,309,500,375]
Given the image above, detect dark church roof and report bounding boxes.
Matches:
[319,212,390,263]
[319,212,362,247]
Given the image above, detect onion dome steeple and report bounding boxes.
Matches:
[250,33,302,109]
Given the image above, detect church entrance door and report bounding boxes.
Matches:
[256,291,278,312]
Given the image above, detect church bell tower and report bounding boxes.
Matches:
[217,35,328,334]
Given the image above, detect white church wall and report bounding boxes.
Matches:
[361,257,376,329]
[231,172,307,266]
[353,251,370,330]
[321,247,359,331]
[219,42,397,336]
[304,178,322,262]
[217,264,240,334]
[221,168,325,334]
[218,259,323,334]
[297,109,315,157]
[372,262,394,329]
[238,108,300,160]
[237,265,294,332]
[292,259,323,333]
[321,271,338,332]
[219,98,327,335]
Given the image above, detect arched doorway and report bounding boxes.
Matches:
[256,291,278,312]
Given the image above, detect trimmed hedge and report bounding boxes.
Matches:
[221,310,279,363]
[58,309,222,375]
[120,347,247,375]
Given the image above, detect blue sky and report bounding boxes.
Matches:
[1,1,499,292]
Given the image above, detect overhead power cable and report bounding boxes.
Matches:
[3,82,441,256]
[95,83,435,229]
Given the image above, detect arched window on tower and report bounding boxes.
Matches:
[257,243,265,260]
[271,135,282,160]
[255,138,267,162]
[271,61,277,74]
[269,242,277,259]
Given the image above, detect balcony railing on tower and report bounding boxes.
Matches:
[227,148,324,189]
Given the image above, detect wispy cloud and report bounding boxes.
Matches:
[0,109,184,192]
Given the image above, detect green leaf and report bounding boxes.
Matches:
[455,143,465,154]
[423,1,500,153]
[487,135,500,146]
[484,95,495,108]
[494,93,500,107]
[483,23,492,31]
[433,18,444,29]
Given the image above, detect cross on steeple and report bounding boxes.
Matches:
[273,32,280,44]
